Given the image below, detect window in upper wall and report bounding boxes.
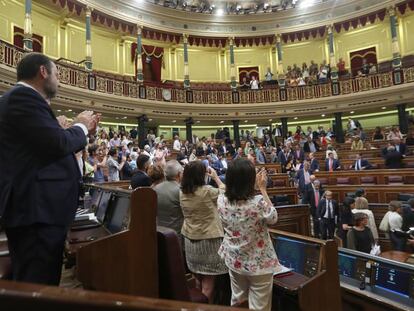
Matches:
[13,26,43,53]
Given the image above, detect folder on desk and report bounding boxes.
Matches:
[274,265,293,277]
[71,213,100,230]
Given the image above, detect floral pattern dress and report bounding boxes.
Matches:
[217,194,282,275]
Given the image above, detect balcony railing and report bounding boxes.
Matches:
[1,39,414,104]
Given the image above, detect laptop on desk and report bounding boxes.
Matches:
[71,191,112,231]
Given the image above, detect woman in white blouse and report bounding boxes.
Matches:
[352,197,378,241]
[387,201,405,251]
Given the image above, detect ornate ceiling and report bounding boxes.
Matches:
[143,0,325,15]
[74,0,397,36]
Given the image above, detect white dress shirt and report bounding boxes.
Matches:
[355,159,361,171]
[323,200,333,219]
[173,139,181,151]
[388,211,403,231]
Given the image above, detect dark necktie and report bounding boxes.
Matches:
[327,201,332,219]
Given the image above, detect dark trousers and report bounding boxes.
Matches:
[312,216,321,238]
[320,218,336,240]
[390,231,407,251]
[6,223,67,285]
[310,209,321,238]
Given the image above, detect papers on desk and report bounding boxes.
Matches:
[74,213,97,222]
[274,265,293,277]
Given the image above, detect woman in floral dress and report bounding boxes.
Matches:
[218,159,281,311]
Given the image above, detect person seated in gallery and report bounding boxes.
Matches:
[250,76,260,90]
[239,76,250,90]
[337,58,346,76]
[361,58,370,75]
[368,63,377,75]
[264,67,275,85]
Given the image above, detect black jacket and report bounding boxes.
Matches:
[0,85,86,227]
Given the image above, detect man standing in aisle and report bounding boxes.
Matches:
[318,191,339,240]
[0,53,99,285]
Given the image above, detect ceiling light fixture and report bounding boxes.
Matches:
[321,114,326,117]
[216,8,224,15]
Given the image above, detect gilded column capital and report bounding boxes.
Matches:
[183,33,188,44]
[326,24,333,34]
[276,33,282,43]
[85,6,93,16]
[387,5,396,17]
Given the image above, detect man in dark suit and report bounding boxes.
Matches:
[303,179,324,238]
[212,153,228,177]
[393,138,407,156]
[349,153,372,170]
[296,161,312,201]
[293,144,305,163]
[277,146,292,173]
[130,155,152,189]
[218,141,227,155]
[303,137,320,153]
[318,191,339,240]
[0,53,98,285]
[325,152,341,171]
[308,152,320,173]
[385,146,403,169]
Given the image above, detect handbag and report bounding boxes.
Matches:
[370,243,381,256]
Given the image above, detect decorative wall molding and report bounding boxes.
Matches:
[1,39,414,122]
[40,0,414,47]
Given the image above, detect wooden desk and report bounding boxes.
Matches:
[341,281,411,311]
[273,272,309,292]
[271,205,311,237]
[267,185,414,204]
[270,230,341,311]
[76,187,158,298]
[380,251,412,264]
[268,169,414,185]
[65,226,111,267]
[0,279,247,311]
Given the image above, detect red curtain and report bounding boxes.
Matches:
[13,26,43,52]
[350,47,377,76]
[131,43,163,82]
[238,66,259,84]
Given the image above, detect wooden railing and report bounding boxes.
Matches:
[2,39,414,104]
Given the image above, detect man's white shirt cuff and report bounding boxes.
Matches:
[74,123,88,136]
